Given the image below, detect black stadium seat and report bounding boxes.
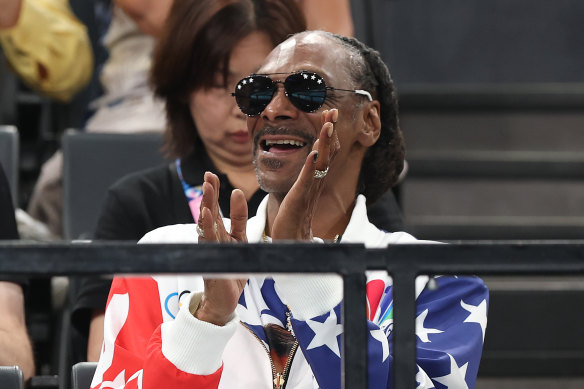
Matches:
[71,362,97,389]
[0,126,19,205]
[62,130,167,240]
[0,366,24,389]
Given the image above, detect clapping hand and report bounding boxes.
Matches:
[193,172,248,326]
[271,108,340,241]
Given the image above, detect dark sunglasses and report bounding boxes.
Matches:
[231,71,373,116]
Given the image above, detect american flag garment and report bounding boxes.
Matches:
[90,195,488,389]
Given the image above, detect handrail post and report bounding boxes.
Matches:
[342,271,368,389]
[391,267,417,389]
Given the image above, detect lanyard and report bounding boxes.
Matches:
[176,158,204,223]
[176,158,224,223]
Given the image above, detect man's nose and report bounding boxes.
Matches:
[261,85,298,122]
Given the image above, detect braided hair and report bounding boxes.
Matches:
[325,33,405,204]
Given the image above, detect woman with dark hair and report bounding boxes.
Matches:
[70,0,306,363]
[151,0,308,208]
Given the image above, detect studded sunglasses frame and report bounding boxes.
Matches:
[232,71,373,116]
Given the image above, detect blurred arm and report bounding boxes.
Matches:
[114,0,173,37]
[0,0,22,28]
[87,310,105,361]
[298,0,354,36]
[0,282,35,381]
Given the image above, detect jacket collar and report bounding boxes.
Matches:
[247,194,386,246]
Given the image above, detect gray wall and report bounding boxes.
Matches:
[351,1,584,84]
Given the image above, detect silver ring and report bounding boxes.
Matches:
[313,167,329,179]
[196,224,205,238]
[196,222,218,239]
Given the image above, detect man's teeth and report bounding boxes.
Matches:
[264,139,305,147]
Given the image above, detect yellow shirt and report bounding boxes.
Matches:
[0,0,93,102]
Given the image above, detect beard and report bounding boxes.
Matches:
[253,157,302,196]
[252,126,316,195]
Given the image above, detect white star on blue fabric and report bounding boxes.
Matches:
[249,78,253,83]
[369,329,389,362]
[237,285,278,327]
[303,73,308,79]
[311,74,316,80]
[237,84,242,89]
[416,309,443,343]
[432,354,469,389]
[461,299,487,342]
[306,309,343,357]
[317,79,322,84]
[416,367,435,389]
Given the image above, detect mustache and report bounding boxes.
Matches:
[253,127,316,147]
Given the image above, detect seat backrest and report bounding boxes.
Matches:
[0,366,24,389]
[0,126,19,205]
[71,362,97,389]
[62,130,167,239]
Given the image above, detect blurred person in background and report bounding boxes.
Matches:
[0,164,35,381]
[24,0,174,239]
[296,0,354,36]
[0,0,93,241]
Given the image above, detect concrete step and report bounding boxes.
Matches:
[401,111,584,153]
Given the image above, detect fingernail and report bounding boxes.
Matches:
[326,122,334,137]
[332,109,339,123]
[313,152,318,163]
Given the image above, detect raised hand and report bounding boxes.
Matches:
[194,172,248,326]
[197,172,248,243]
[271,108,340,241]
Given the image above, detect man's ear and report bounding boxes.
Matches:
[357,100,381,147]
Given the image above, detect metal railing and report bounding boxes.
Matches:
[1,241,583,388]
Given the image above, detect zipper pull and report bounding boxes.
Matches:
[274,373,285,389]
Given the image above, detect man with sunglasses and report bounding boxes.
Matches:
[92,31,488,389]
